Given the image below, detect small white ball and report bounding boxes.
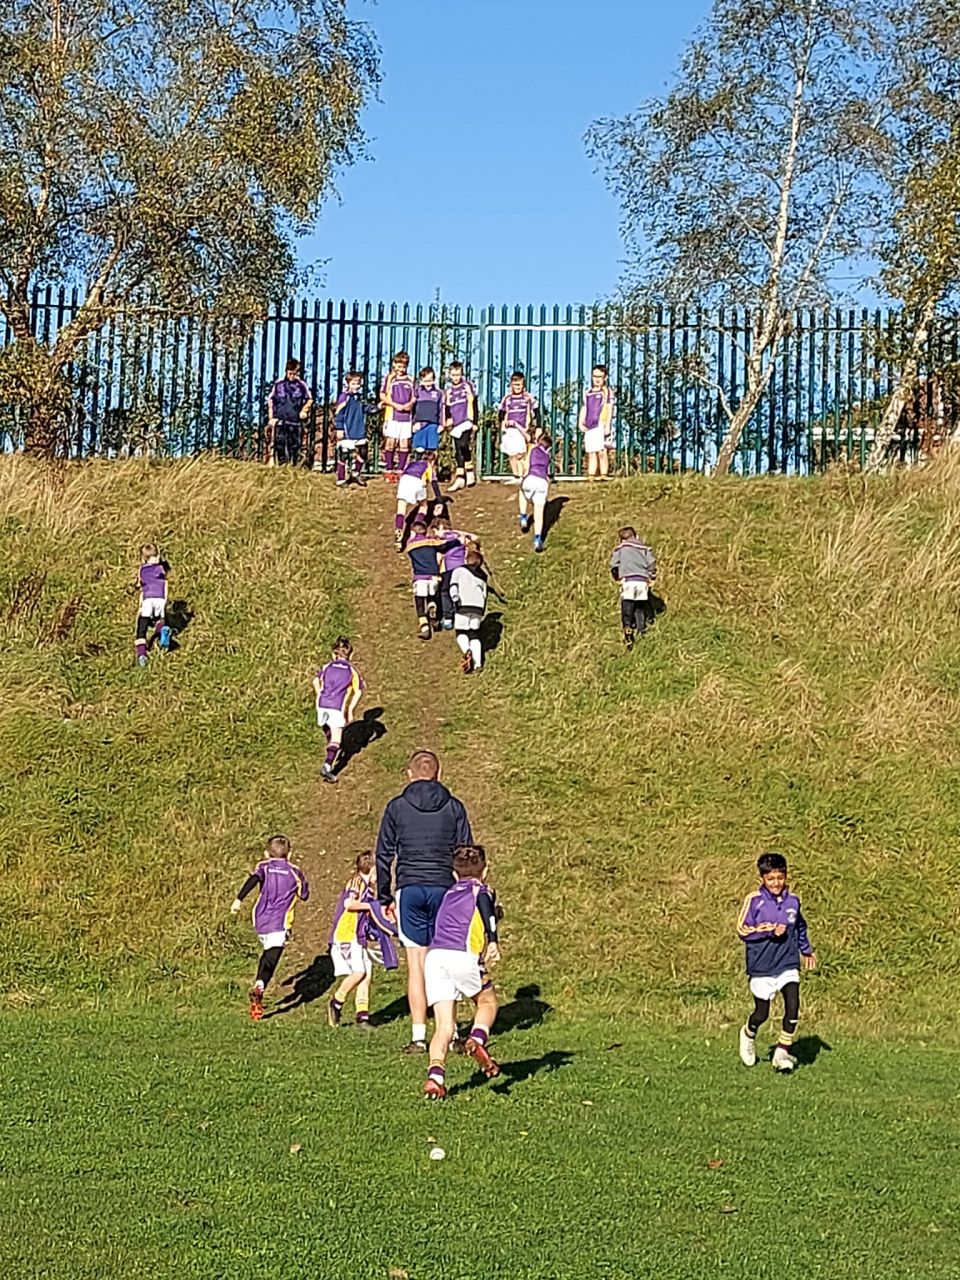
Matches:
[429,1146,445,1161]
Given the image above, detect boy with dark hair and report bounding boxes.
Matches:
[267,358,312,466]
[134,543,171,666]
[498,371,539,484]
[312,638,365,783]
[445,361,478,491]
[423,844,501,1099]
[431,511,477,631]
[394,450,443,551]
[231,835,310,1020]
[380,351,415,482]
[334,372,368,487]
[412,367,444,455]
[580,364,616,480]
[609,526,658,651]
[405,519,454,640]
[518,431,552,553]
[737,852,817,1073]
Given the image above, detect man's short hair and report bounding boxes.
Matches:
[453,844,486,878]
[757,851,788,875]
[407,750,440,780]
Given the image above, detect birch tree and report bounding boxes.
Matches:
[0,0,378,457]
[587,0,888,475]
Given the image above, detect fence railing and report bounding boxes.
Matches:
[2,291,957,474]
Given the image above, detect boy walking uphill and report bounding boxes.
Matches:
[313,638,365,784]
[231,835,310,1021]
[451,547,488,674]
[518,432,552,553]
[394,450,443,550]
[609,527,658,651]
[406,520,458,641]
[135,543,171,666]
[423,844,501,1099]
[445,361,478,491]
[334,372,368,487]
[737,852,817,1073]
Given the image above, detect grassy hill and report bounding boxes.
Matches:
[2,455,960,1032]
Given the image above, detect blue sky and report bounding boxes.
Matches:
[303,0,711,305]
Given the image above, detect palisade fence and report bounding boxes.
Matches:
[2,290,959,474]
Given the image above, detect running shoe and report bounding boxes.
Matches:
[772,1046,797,1073]
[401,1040,428,1055]
[249,986,264,1021]
[158,625,172,650]
[321,763,338,785]
[465,1036,501,1078]
[423,1079,447,1100]
[460,650,474,674]
[137,654,148,667]
[327,999,342,1028]
[739,1026,757,1067]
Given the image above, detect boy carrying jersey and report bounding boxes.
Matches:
[312,638,365,783]
[445,362,478,491]
[327,851,398,1029]
[231,834,310,1020]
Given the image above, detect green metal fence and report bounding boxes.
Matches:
[2,291,956,473]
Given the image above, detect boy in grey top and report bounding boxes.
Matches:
[610,526,657,651]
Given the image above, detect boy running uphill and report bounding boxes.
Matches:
[424,844,501,1099]
[134,543,171,667]
[231,835,310,1020]
[737,852,817,1073]
[609,526,657,650]
[395,451,443,550]
[451,547,488,674]
[313,638,365,783]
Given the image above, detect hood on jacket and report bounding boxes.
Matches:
[403,779,453,813]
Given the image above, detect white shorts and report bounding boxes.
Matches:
[397,474,426,506]
[500,427,529,457]
[337,437,366,451]
[454,608,483,632]
[749,969,800,1001]
[413,577,439,598]
[424,947,485,1005]
[451,421,475,440]
[385,422,412,443]
[258,931,288,950]
[330,940,372,977]
[583,425,606,454]
[317,706,346,731]
[139,597,166,621]
[620,579,649,602]
[520,475,548,503]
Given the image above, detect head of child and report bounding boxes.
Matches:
[139,542,159,564]
[345,371,362,394]
[465,547,484,570]
[510,371,525,394]
[757,851,788,897]
[448,360,464,385]
[355,850,374,885]
[618,525,637,543]
[537,432,552,451]
[453,844,487,882]
[267,833,291,861]
[419,366,436,389]
[592,363,608,389]
[392,351,410,375]
[411,518,428,539]
[285,358,301,379]
[332,636,353,661]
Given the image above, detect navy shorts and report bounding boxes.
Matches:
[396,884,449,948]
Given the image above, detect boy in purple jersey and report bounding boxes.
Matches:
[737,852,817,1072]
[334,372,368,487]
[445,361,478,491]
[395,449,443,550]
[424,845,501,1099]
[580,364,616,480]
[610,525,658,650]
[498,371,539,484]
[327,851,376,1028]
[230,834,310,1020]
[406,519,458,640]
[412,367,444,455]
[432,511,477,631]
[267,358,312,467]
[134,543,171,666]
[518,432,552,553]
[379,351,415,482]
[312,637,365,783]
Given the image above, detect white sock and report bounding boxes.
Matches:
[470,638,482,668]
[456,633,470,655]
[412,1022,426,1043]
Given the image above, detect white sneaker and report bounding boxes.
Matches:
[772,1046,796,1072]
[739,1026,757,1067]
[448,478,466,492]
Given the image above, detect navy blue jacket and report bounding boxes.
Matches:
[375,780,473,900]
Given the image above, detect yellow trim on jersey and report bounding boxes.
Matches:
[467,908,487,956]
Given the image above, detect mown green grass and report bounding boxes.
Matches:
[4,1006,959,1280]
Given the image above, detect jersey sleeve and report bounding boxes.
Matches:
[796,902,813,955]
[476,889,498,943]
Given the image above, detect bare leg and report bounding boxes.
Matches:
[406,945,428,1031]
[533,497,546,538]
[587,451,598,479]
[599,449,609,477]
[333,970,365,1004]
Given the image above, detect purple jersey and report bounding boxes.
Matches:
[251,857,310,935]
[446,379,477,427]
[583,385,614,429]
[439,530,471,572]
[139,562,167,600]
[403,455,432,481]
[329,873,374,945]
[315,659,364,713]
[499,390,537,431]
[430,878,497,955]
[526,442,551,480]
[381,372,415,425]
[270,377,310,424]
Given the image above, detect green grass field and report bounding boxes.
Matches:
[4,455,960,1277]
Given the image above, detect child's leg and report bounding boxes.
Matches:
[469,632,482,670]
[599,447,609,477]
[464,983,500,1076]
[336,445,347,483]
[518,489,529,527]
[135,613,150,661]
[511,454,524,479]
[255,945,284,992]
[745,995,770,1039]
[321,723,342,770]
[398,440,409,472]
[587,450,598,479]
[464,432,476,484]
[331,969,365,1012]
[778,982,800,1053]
[439,570,454,624]
[354,972,372,1024]
[354,444,368,478]
[532,495,546,538]
[395,501,406,533]
[427,999,457,1091]
[383,437,396,474]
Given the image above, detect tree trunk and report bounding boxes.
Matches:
[714,365,770,476]
[864,295,940,473]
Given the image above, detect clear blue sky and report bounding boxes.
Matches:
[303,0,710,306]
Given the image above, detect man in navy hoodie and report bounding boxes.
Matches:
[376,750,474,1053]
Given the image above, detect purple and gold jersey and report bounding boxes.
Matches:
[430,877,497,956]
[439,530,470,572]
[583,385,615,430]
[499,390,537,432]
[381,372,415,425]
[139,562,167,600]
[251,857,310,934]
[330,873,373,945]
[315,659,365,713]
[526,442,551,480]
[446,379,477,427]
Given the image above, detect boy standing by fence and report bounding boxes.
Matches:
[580,365,615,480]
[380,352,415,482]
[445,362,478,491]
[498,372,539,484]
[334,372,368,487]
[412,367,444,455]
[609,526,657,650]
[267,358,313,466]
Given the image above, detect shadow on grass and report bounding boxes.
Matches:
[478,611,504,656]
[164,599,195,651]
[334,706,387,776]
[447,1048,575,1098]
[542,495,569,541]
[495,984,552,1033]
[264,953,335,1018]
[370,995,409,1028]
[792,1035,833,1067]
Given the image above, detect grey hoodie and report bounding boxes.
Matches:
[610,538,657,582]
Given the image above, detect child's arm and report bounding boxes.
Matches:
[342,894,372,913]
[379,377,391,409]
[345,680,363,723]
[578,393,587,432]
[735,894,779,939]
[478,888,500,965]
[299,380,314,420]
[312,673,323,701]
[643,547,658,581]
[610,547,621,581]
[797,906,817,968]
[266,384,278,426]
[428,463,442,502]
[230,867,262,914]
